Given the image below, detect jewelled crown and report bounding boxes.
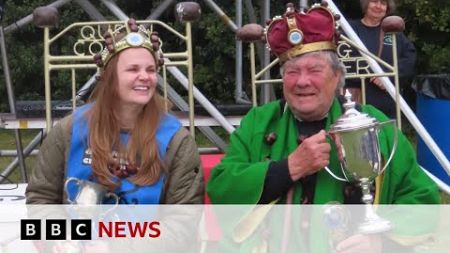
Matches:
[94,19,164,74]
[265,1,341,62]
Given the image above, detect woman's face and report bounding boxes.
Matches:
[116,47,157,108]
[365,0,388,21]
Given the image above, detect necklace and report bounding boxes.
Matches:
[108,152,138,178]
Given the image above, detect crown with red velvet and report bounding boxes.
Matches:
[265,1,340,62]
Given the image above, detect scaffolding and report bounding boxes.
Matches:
[0,0,449,193]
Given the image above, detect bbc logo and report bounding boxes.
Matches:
[21,219,92,240]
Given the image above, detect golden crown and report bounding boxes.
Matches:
[94,19,164,73]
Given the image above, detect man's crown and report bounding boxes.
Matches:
[94,19,163,72]
[265,1,341,62]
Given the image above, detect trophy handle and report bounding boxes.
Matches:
[101,192,120,219]
[64,177,81,204]
[324,133,349,182]
[324,166,347,182]
[378,119,398,173]
[105,192,120,205]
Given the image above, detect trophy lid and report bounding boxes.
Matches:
[329,90,378,132]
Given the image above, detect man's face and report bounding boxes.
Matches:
[282,53,341,121]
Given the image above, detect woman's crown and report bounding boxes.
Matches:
[93,19,164,73]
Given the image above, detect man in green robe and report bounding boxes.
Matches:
[206,7,439,207]
[206,2,439,252]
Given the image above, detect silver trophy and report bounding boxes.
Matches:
[324,90,398,234]
[64,177,119,205]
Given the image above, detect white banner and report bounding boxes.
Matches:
[0,204,449,253]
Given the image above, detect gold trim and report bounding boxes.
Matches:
[374,172,384,204]
[278,41,337,62]
[287,16,297,30]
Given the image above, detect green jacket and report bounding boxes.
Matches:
[207,98,440,204]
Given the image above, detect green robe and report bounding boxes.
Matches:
[207,98,439,204]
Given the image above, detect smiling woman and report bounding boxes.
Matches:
[345,0,416,118]
[25,19,204,205]
[117,48,157,108]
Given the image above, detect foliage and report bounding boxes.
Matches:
[0,0,449,113]
[397,0,450,74]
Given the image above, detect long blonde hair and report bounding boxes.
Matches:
[87,51,166,190]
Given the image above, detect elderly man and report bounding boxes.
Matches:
[206,3,439,205]
[206,2,439,252]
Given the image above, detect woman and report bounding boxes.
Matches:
[345,0,416,118]
[26,19,204,204]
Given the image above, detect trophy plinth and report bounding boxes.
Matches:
[325,90,398,234]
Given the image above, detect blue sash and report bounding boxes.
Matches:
[66,104,181,204]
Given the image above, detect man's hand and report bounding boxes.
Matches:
[335,234,382,253]
[370,77,385,91]
[287,130,330,181]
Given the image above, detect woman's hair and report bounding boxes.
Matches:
[87,50,167,190]
[360,0,396,16]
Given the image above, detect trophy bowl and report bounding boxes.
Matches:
[64,177,119,205]
[324,91,398,234]
[331,125,393,182]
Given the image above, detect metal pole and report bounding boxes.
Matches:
[75,75,96,101]
[243,0,265,65]
[261,0,273,104]
[159,81,228,151]
[203,0,238,32]
[72,68,76,110]
[391,33,401,129]
[74,0,106,20]
[243,0,257,23]
[44,27,52,132]
[250,43,257,106]
[299,0,308,12]
[0,25,27,182]
[0,132,45,183]
[186,22,195,137]
[0,150,39,156]
[4,0,72,34]
[327,0,450,176]
[235,0,249,104]
[101,0,127,20]
[166,62,236,133]
[147,0,176,20]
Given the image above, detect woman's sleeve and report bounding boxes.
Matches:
[25,117,70,204]
[163,128,204,204]
[397,33,417,80]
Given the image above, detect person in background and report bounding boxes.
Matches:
[26,19,204,204]
[345,0,416,118]
[207,2,439,252]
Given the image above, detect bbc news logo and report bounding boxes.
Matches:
[21,219,161,240]
[21,219,92,240]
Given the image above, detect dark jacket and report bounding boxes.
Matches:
[345,19,417,118]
